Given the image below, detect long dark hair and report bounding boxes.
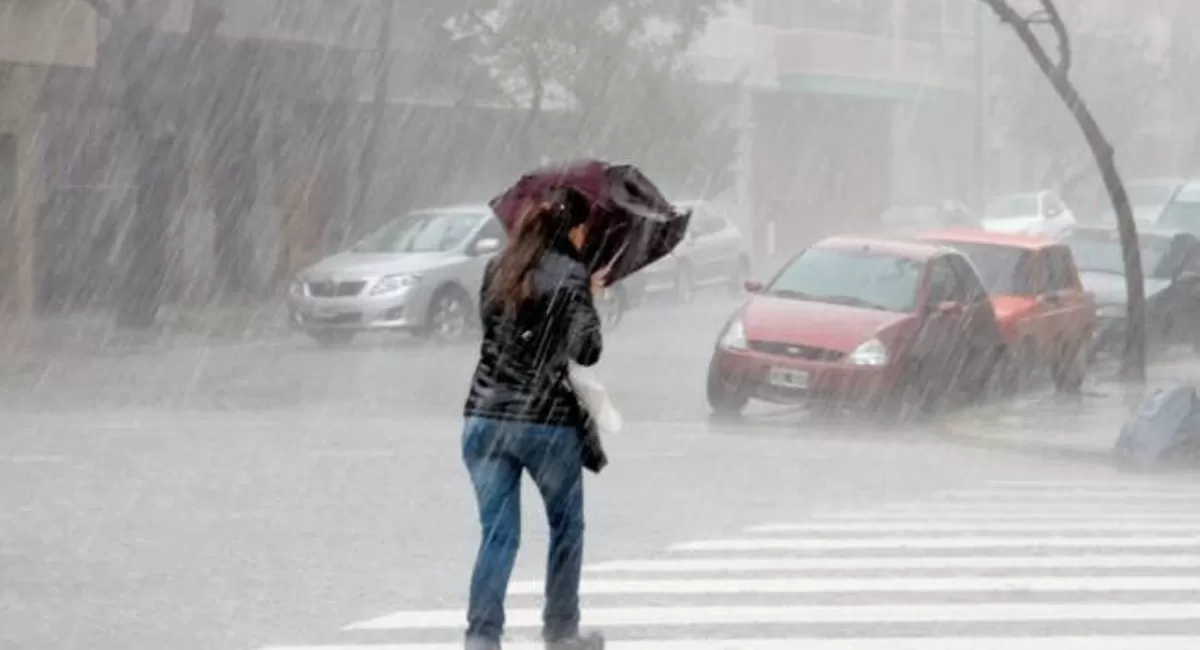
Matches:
[488,187,590,314]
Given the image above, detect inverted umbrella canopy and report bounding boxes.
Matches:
[489,159,692,284]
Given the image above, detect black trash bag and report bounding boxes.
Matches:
[1113,381,1200,470]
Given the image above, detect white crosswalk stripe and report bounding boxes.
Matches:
[257,479,1200,649]
[748,521,1200,532]
[260,640,1200,650]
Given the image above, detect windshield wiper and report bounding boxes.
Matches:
[769,289,817,301]
[822,294,889,311]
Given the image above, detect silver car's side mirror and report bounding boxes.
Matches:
[473,237,501,256]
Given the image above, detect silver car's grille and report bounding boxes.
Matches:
[307,280,366,298]
[749,340,845,362]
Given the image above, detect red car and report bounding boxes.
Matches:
[707,236,1005,418]
[916,229,1096,393]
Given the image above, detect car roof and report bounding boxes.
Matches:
[1062,225,1185,242]
[816,236,947,261]
[988,191,1043,200]
[1129,177,1189,187]
[916,229,1057,250]
[886,198,961,207]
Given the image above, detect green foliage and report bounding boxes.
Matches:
[446,0,743,196]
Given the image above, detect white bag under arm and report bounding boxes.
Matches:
[567,361,623,435]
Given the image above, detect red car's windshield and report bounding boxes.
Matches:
[766,247,924,313]
[928,240,1032,296]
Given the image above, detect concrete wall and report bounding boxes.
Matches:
[750,91,893,261]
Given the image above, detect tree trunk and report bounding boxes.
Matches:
[112,20,168,330]
[1042,76,1146,383]
[206,37,261,301]
[979,0,1146,381]
[515,44,545,167]
[211,129,258,299]
[118,133,184,329]
[1064,90,1146,380]
[347,0,394,229]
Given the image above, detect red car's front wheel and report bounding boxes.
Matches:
[706,356,750,416]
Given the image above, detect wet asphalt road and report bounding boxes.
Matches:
[0,292,744,421]
[3,289,1198,650]
[2,408,1145,650]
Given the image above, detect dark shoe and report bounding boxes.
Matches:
[465,636,501,650]
[546,632,605,650]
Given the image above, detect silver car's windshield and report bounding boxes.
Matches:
[353,211,484,253]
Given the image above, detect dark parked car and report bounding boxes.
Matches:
[631,200,752,303]
[1059,226,1200,358]
[705,236,1005,419]
[1089,177,1189,228]
[1156,181,1200,235]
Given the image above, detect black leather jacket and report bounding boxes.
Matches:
[463,244,603,427]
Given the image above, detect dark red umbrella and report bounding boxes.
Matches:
[489,159,692,284]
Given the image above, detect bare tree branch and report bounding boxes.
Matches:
[1039,0,1072,74]
[980,0,1071,76]
[347,0,394,228]
[978,0,1065,82]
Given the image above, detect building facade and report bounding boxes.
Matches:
[0,0,99,315]
[687,0,981,261]
[0,0,525,314]
[16,1,1177,311]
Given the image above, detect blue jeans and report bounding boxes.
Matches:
[462,416,585,644]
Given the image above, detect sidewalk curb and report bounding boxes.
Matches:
[669,412,1121,467]
[0,327,299,365]
[934,425,1115,467]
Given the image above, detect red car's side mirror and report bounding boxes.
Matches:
[937,300,964,315]
[743,279,765,294]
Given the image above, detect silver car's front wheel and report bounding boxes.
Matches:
[427,287,471,343]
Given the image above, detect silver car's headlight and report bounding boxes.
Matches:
[848,338,888,366]
[370,273,420,296]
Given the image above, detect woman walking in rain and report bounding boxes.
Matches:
[462,187,606,650]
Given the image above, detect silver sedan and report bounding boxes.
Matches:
[288,206,503,345]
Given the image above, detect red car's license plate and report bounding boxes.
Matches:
[768,367,809,389]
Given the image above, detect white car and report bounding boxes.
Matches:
[981,190,1076,237]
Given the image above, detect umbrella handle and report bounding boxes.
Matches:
[605,241,631,274]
